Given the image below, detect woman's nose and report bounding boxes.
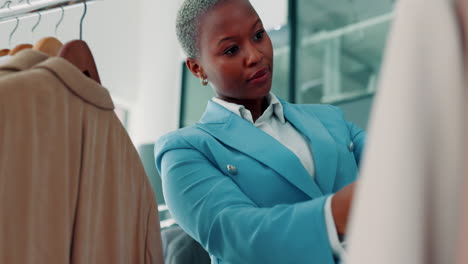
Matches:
[245,44,263,67]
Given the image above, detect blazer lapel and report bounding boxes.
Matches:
[281,100,338,194]
[197,101,323,199]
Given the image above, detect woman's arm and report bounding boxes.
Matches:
[331,182,356,235]
[155,133,337,264]
[327,105,367,235]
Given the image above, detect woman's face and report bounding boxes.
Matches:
[187,0,274,103]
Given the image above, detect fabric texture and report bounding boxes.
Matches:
[0,49,164,264]
[161,225,211,264]
[212,94,345,257]
[346,0,465,263]
[0,56,11,68]
[0,56,8,62]
[212,93,315,178]
[0,49,47,77]
[155,99,366,264]
[457,0,468,262]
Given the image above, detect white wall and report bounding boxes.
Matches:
[251,0,288,30]
[86,0,141,104]
[0,0,287,148]
[127,0,183,147]
[0,0,141,105]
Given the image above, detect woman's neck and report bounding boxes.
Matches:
[218,96,269,122]
[243,97,268,122]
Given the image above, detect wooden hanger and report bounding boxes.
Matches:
[33,37,63,56]
[58,2,101,84]
[0,49,10,57]
[9,44,33,55]
[1,17,20,57]
[58,39,101,84]
[0,1,15,58]
[33,7,64,56]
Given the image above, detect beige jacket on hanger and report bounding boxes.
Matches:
[458,0,468,262]
[0,50,164,264]
[346,0,465,263]
[0,49,48,77]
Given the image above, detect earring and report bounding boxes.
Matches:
[201,77,208,86]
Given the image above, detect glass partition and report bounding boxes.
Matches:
[179,0,396,129]
[179,64,216,128]
[294,0,395,128]
[295,6,393,104]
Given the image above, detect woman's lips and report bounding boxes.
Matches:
[248,68,270,85]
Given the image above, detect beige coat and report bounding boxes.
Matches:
[0,50,164,264]
[346,0,465,263]
[0,49,48,77]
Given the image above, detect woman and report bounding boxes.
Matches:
[155,0,365,263]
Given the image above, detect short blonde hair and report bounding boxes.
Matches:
[176,0,226,58]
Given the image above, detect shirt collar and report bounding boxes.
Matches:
[211,92,286,124]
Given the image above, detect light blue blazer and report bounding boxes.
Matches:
[155,98,366,264]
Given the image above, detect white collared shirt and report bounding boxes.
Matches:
[213,93,315,177]
[211,93,346,258]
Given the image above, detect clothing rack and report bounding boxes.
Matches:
[0,0,100,22]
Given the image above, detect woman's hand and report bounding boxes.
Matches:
[331,182,356,235]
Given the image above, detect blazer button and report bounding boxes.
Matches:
[348,141,355,152]
[226,164,238,176]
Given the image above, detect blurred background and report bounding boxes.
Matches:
[0,0,395,229]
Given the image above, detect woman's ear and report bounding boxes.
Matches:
[186,58,206,80]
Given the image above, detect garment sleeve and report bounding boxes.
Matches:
[346,121,366,168]
[324,195,347,258]
[155,134,337,264]
[328,105,367,167]
[324,105,366,261]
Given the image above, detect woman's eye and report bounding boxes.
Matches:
[254,30,265,41]
[224,46,239,55]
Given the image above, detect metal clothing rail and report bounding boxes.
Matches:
[301,12,394,46]
[0,0,99,22]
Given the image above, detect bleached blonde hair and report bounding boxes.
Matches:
[176,0,229,58]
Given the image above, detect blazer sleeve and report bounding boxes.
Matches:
[155,133,337,264]
[328,105,367,168]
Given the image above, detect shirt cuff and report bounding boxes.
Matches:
[324,194,347,259]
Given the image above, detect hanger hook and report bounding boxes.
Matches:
[1,1,12,9]
[31,11,41,41]
[32,12,42,33]
[9,17,19,47]
[80,1,87,40]
[55,6,65,36]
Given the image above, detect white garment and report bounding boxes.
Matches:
[212,93,346,257]
[346,0,464,263]
[0,55,11,65]
[457,0,468,263]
